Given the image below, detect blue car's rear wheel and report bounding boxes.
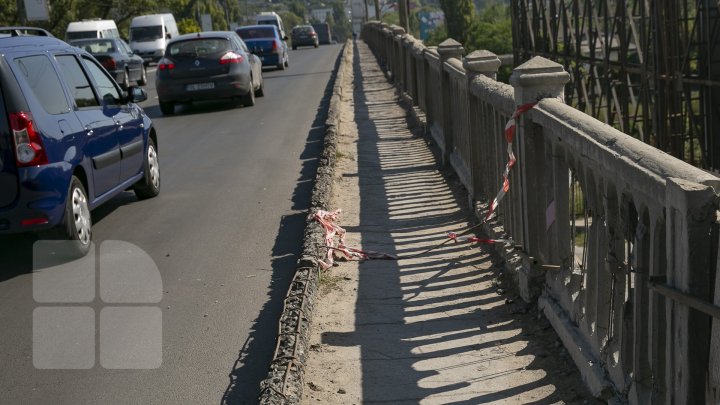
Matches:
[134,138,161,199]
[60,176,92,257]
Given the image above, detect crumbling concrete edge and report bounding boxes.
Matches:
[258,41,354,405]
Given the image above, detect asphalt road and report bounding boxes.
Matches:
[0,43,342,404]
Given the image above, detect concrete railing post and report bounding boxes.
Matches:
[509,56,569,300]
[391,26,405,84]
[437,39,464,166]
[423,46,437,130]
[665,178,718,404]
[464,50,501,205]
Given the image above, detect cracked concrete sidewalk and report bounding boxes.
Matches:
[300,40,601,405]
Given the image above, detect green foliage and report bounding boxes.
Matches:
[279,11,303,32]
[331,1,352,40]
[424,2,511,55]
[424,24,447,47]
[287,1,307,20]
[465,4,512,55]
[439,0,474,44]
[383,11,400,27]
[177,17,201,34]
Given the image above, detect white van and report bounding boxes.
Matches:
[129,14,179,64]
[65,19,120,41]
[256,12,286,39]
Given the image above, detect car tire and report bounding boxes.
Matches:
[277,61,285,70]
[121,70,130,90]
[134,138,161,199]
[242,79,256,107]
[159,101,175,115]
[138,65,148,86]
[57,176,93,257]
[255,77,265,97]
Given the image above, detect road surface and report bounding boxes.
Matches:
[0,44,342,404]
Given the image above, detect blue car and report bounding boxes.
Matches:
[0,27,160,256]
[236,25,289,70]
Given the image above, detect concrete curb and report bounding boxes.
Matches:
[258,40,353,405]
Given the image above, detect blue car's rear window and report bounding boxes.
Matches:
[236,27,275,40]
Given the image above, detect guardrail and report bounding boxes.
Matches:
[362,22,720,404]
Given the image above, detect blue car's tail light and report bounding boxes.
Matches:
[10,112,48,168]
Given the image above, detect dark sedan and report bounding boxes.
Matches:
[69,38,147,89]
[155,31,264,115]
[291,25,318,50]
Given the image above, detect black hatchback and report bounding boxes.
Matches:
[291,25,319,50]
[155,31,265,115]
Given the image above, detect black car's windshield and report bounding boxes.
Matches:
[236,27,275,40]
[70,39,115,53]
[167,39,231,57]
[131,26,163,42]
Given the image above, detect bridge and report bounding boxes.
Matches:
[1,5,720,404]
[355,21,720,404]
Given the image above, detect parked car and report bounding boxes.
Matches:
[69,38,147,89]
[0,28,160,256]
[311,23,331,45]
[235,25,289,70]
[156,31,264,115]
[291,25,319,50]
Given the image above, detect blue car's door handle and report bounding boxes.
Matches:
[85,127,94,136]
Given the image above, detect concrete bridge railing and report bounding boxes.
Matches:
[362,22,720,404]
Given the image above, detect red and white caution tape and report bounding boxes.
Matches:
[485,102,537,221]
[314,103,536,268]
[447,232,512,245]
[311,209,398,270]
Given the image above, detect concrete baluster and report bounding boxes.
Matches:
[664,178,717,404]
[463,50,500,207]
[437,39,464,166]
[509,56,569,301]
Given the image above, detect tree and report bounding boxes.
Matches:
[177,17,201,34]
[465,3,511,55]
[438,0,474,44]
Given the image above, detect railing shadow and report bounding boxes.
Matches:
[317,39,597,404]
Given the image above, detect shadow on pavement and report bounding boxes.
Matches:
[317,40,597,404]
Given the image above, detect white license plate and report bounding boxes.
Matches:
[186,82,214,91]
